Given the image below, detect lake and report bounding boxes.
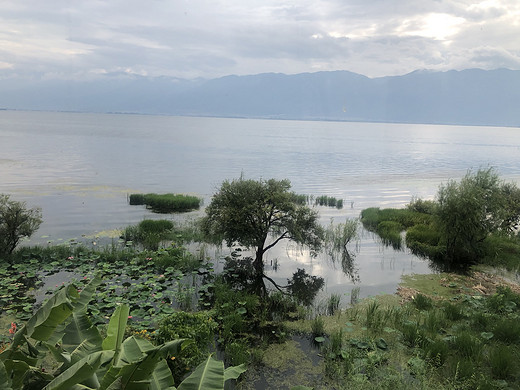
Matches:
[1,110,520,302]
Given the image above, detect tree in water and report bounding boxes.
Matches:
[203,177,324,296]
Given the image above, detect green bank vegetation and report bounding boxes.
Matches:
[1,170,520,389]
[361,168,520,272]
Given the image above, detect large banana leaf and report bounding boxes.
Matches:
[150,359,176,390]
[100,337,184,390]
[177,355,246,390]
[102,304,130,363]
[0,360,13,390]
[42,350,114,390]
[72,274,102,311]
[63,309,103,363]
[25,284,79,342]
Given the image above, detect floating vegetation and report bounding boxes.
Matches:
[128,192,202,213]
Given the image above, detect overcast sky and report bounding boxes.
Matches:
[1,0,519,80]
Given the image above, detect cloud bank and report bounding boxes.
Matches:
[1,0,519,80]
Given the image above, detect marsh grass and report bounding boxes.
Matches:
[489,345,516,379]
[327,293,341,316]
[452,333,482,359]
[442,301,464,321]
[411,293,433,311]
[492,318,520,343]
[311,316,325,337]
[315,195,343,209]
[422,309,447,334]
[129,193,201,213]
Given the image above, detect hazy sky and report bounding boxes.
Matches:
[1,1,519,80]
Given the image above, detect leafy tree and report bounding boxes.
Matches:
[0,194,42,260]
[436,168,520,265]
[202,178,324,295]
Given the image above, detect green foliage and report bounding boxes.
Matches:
[436,168,520,266]
[202,177,324,295]
[407,197,437,214]
[0,276,184,389]
[0,277,244,390]
[129,193,201,213]
[327,294,341,316]
[489,345,516,379]
[311,317,325,337]
[0,194,42,260]
[314,195,343,209]
[360,207,432,250]
[405,223,442,260]
[411,294,433,311]
[122,219,176,250]
[176,355,246,390]
[156,311,217,385]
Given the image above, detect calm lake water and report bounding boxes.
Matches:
[2,110,520,301]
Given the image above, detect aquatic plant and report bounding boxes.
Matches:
[129,193,202,213]
[327,294,341,316]
[315,195,343,209]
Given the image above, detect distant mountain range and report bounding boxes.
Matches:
[1,68,519,127]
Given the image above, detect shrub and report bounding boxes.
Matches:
[0,194,42,260]
[156,311,217,384]
[407,197,437,214]
[436,168,520,266]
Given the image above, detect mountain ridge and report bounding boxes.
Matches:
[1,68,519,127]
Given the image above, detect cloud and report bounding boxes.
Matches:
[0,0,519,80]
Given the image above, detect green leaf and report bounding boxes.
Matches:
[43,350,114,390]
[25,284,78,342]
[290,387,314,390]
[102,304,130,362]
[178,355,225,390]
[0,360,13,390]
[150,359,176,390]
[223,364,246,381]
[314,337,325,343]
[375,338,388,350]
[480,332,494,340]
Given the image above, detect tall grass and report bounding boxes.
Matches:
[315,195,343,209]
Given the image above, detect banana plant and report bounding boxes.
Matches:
[0,276,184,389]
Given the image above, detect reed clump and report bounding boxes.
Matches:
[315,195,343,209]
[129,193,202,213]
